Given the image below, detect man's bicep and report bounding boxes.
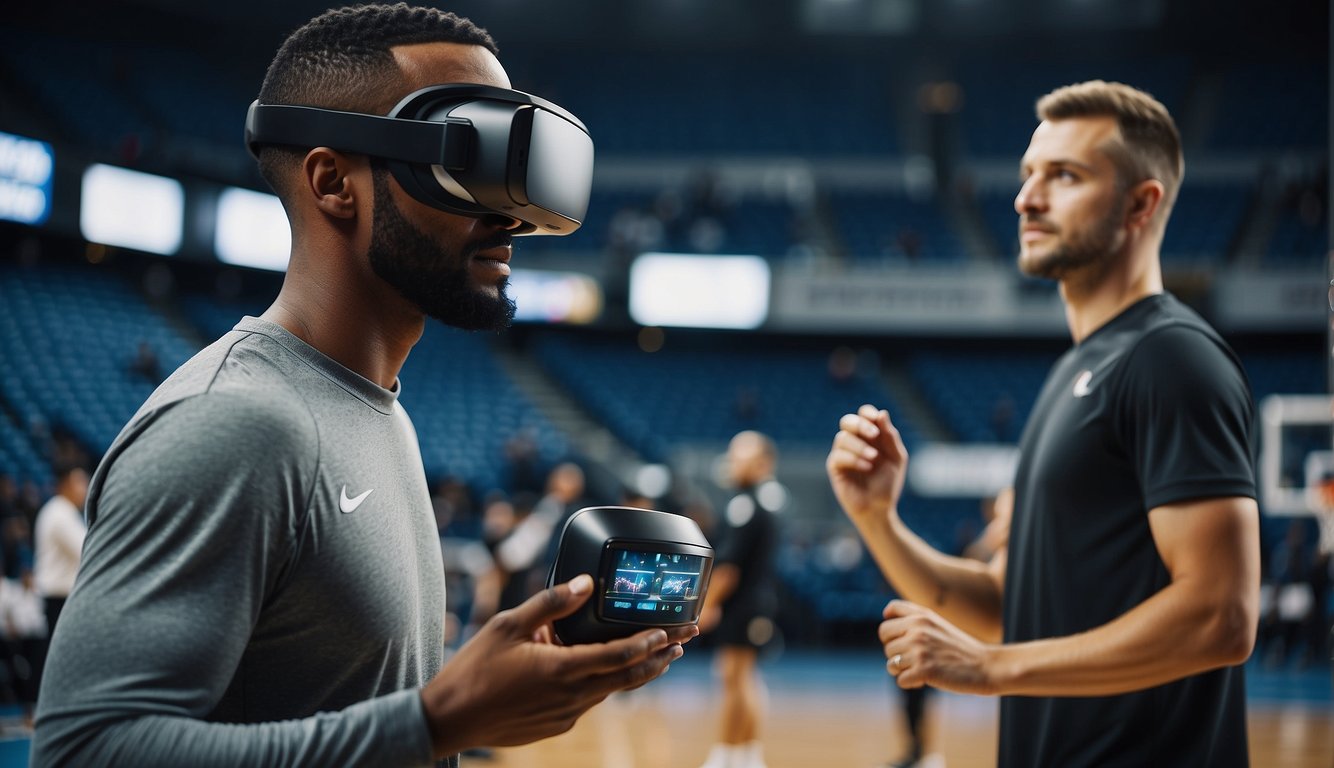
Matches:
[1147,496,1260,594]
[32,393,432,766]
[42,394,312,730]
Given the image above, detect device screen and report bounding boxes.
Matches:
[600,547,708,624]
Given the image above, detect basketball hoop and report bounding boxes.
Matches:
[1303,452,1334,555]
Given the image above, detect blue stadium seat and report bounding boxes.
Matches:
[533,332,914,461]
[0,263,196,460]
[0,30,157,154]
[955,55,1189,158]
[910,350,1058,444]
[510,49,901,156]
[1208,62,1328,151]
[1160,182,1251,266]
[829,190,968,263]
[395,323,568,493]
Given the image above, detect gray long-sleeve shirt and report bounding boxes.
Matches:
[33,317,450,767]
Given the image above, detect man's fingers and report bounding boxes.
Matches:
[894,667,926,690]
[557,627,674,678]
[839,412,881,441]
[857,403,882,421]
[885,644,926,689]
[882,598,925,620]
[879,600,928,644]
[592,642,685,694]
[833,430,878,461]
[499,574,593,635]
[840,407,905,458]
[665,624,700,646]
[827,445,874,474]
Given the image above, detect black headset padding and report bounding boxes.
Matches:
[384,84,587,229]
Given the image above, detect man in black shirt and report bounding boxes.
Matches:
[699,430,783,768]
[826,81,1259,766]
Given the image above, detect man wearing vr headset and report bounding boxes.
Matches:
[33,5,692,767]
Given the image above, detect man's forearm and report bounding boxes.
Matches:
[32,689,434,768]
[856,509,1004,642]
[987,577,1254,697]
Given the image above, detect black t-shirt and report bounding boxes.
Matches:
[715,481,783,622]
[1002,293,1256,767]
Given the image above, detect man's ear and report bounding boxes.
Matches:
[301,148,365,220]
[1125,179,1165,230]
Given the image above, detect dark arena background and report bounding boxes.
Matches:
[0,0,1330,766]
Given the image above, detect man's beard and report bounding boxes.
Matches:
[368,170,516,331]
[1017,200,1125,282]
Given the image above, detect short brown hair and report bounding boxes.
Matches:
[1037,80,1183,222]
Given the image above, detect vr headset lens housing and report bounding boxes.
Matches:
[244,84,593,235]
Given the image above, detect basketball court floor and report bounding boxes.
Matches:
[482,648,1334,768]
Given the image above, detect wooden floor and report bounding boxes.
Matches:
[476,651,1334,768]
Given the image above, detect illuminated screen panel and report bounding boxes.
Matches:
[215,186,291,271]
[80,164,184,255]
[628,252,770,329]
[600,547,708,623]
[509,268,603,324]
[0,131,54,226]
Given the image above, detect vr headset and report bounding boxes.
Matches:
[244,84,593,235]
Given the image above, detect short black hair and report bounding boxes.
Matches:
[255,3,497,198]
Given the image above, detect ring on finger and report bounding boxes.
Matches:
[889,653,904,674]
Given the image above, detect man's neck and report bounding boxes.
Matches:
[1059,246,1163,344]
[262,262,424,390]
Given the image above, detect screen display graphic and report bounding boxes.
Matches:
[601,547,708,624]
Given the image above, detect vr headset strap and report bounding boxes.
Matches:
[245,102,471,169]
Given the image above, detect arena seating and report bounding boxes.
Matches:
[954,55,1190,159]
[0,30,157,155]
[1208,60,1329,151]
[511,49,901,157]
[0,413,45,488]
[0,263,196,471]
[1,29,1323,268]
[828,190,969,263]
[532,331,916,462]
[179,293,270,346]
[1268,206,1327,265]
[522,187,808,261]
[396,323,568,493]
[0,260,565,496]
[1159,182,1253,266]
[909,350,1058,444]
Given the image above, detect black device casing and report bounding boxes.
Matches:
[548,506,714,645]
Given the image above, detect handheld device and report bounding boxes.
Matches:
[547,506,713,644]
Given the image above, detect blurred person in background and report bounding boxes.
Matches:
[33,6,693,766]
[698,431,785,768]
[32,462,87,636]
[482,462,590,620]
[827,81,1259,766]
[0,566,47,713]
[1262,519,1326,668]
